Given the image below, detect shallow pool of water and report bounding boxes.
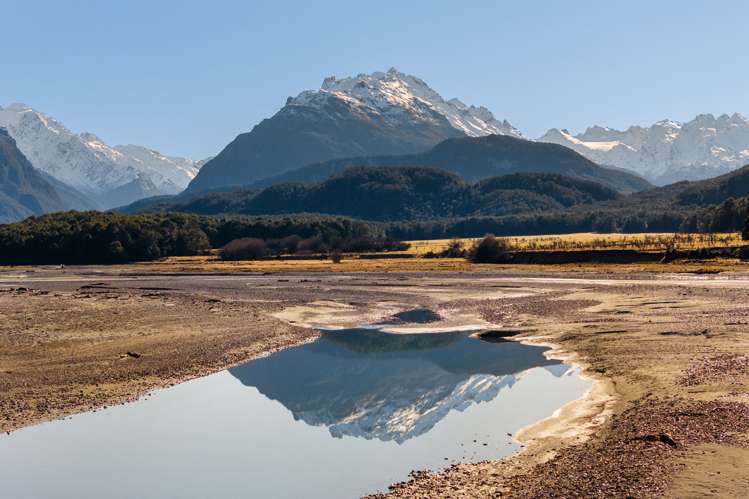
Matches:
[0,328,590,499]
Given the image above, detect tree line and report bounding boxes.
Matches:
[1,193,748,265]
[0,211,387,264]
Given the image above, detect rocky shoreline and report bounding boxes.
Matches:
[1,269,748,497]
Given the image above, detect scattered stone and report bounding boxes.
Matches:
[635,433,679,448]
[680,353,749,386]
[125,352,141,359]
[659,329,710,337]
[379,399,749,498]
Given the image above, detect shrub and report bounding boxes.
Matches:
[220,238,268,260]
[297,236,327,254]
[333,236,372,252]
[737,245,749,260]
[443,238,467,257]
[424,238,466,258]
[280,234,302,254]
[382,239,410,252]
[468,234,511,263]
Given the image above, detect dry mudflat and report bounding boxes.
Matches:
[1,265,748,497]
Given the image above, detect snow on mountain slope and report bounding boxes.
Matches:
[323,374,519,443]
[292,68,523,139]
[0,103,204,206]
[188,68,523,191]
[112,144,207,191]
[538,114,749,185]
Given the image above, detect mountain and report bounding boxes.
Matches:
[618,163,749,209]
[253,134,651,193]
[0,103,205,208]
[0,127,68,223]
[120,166,621,221]
[229,329,559,443]
[187,68,522,192]
[538,113,749,185]
[37,171,100,211]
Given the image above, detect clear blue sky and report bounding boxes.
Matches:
[3,1,747,159]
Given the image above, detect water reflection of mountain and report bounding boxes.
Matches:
[229,329,561,443]
[543,363,572,378]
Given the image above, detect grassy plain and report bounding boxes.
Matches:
[121,232,747,275]
[405,232,744,255]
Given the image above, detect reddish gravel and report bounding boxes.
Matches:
[680,353,749,386]
[381,399,749,498]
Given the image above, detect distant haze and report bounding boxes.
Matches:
[2,0,747,158]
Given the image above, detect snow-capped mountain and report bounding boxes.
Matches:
[188,68,520,191]
[0,103,205,207]
[296,68,523,138]
[538,113,749,185]
[0,127,68,223]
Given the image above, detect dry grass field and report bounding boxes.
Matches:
[405,232,744,255]
[7,232,733,276]
[97,232,747,275]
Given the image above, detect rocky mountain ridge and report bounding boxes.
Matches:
[539,113,749,184]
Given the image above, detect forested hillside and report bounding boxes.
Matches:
[252,134,651,194]
[123,167,621,221]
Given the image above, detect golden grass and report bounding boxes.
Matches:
[108,232,746,275]
[405,232,744,255]
[4,233,742,275]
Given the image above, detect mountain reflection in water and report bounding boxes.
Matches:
[229,328,563,443]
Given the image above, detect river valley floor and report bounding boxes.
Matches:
[1,266,748,497]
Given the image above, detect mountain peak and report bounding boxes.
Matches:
[539,128,573,141]
[189,69,527,191]
[539,112,749,185]
[79,132,105,143]
[692,113,716,123]
[0,103,203,206]
[289,69,522,139]
[5,103,32,112]
[577,125,621,141]
[653,118,682,129]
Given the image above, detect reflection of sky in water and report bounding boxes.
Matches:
[0,329,590,499]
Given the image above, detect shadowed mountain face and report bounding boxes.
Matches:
[186,94,463,192]
[0,103,205,208]
[253,134,651,194]
[186,68,524,193]
[229,329,562,443]
[0,127,68,223]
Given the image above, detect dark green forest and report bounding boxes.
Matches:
[121,167,622,220]
[3,162,749,264]
[0,211,386,264]
[1,193,747,264]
